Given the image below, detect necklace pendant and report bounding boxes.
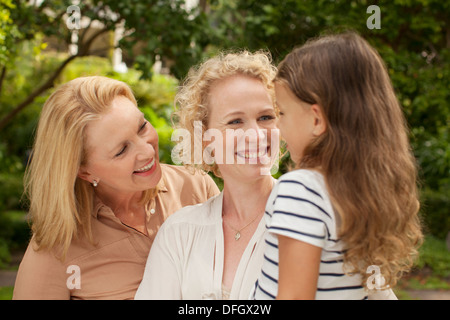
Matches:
[234,231,241,241]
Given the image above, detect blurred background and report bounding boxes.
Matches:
[0,0,448,299]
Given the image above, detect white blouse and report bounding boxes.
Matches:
[135,192,267,300]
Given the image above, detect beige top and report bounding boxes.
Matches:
[135,192,268,300]
[13,164,220,300]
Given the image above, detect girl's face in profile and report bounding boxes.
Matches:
[79,96,162,196]
[274,81,319,163]
[207,74,279,180]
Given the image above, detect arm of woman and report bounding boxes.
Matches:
[276,235,322,300]
[13,242,70,300]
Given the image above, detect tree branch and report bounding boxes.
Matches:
[0,54,77,131]
[78,27,110,56]
[0,66,6,98]
[0,22,111,131]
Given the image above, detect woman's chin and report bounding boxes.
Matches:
[220,162,274,181]
[138,161,162,190]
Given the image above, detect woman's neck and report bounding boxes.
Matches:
[95,187,144,215]
[221,175,273,223]
[95,188,148,235]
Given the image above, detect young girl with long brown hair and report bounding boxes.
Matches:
[253,32,423,299]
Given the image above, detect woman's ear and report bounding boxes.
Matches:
[77,166,93,183]
[310,104,327,137]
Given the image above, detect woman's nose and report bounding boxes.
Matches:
[246,121,267,142]
[136,138,156,160]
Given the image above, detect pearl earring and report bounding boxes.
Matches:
[92,180,98,187]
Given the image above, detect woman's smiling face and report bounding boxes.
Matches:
[79,96,162,195]
[206,74,278,179]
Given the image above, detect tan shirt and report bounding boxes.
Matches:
[13,164,219,300]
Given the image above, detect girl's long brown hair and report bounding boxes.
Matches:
[276,32,423,289]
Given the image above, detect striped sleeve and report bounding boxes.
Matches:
[267,172,331,248]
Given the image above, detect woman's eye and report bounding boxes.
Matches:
[115,145,127,157]
[139,121,148,133]
[260,115,275,121]
[227,119,242,125]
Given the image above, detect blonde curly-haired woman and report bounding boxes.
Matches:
[135,51,279,300]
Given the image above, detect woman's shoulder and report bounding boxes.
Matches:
[161,163,207,180]
[18,239,64,267]
[160,164,218,194]
[17,237,94,269]
[13,239,69,299]
[154,193,222,246]
[162,192,223,228]
[18,240,74,280]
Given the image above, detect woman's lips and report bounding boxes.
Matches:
[235,146,271,162]
[133,158,156,176]
[236,148,267,159]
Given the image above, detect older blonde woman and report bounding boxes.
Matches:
[135,51,279,300]
[13,76,219,300]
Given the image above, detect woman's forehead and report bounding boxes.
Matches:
[208,76,273,113]
[83,97,144,151]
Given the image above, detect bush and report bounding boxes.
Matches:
[415,235,450,278]
[0,211,30,268]
[420,188,450,240]
[0,143,24,212]
[0,239,10,269]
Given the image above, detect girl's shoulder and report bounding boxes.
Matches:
[277,169,327,197]
[279,168,324,180]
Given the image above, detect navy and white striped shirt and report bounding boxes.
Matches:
[253,169,367,300]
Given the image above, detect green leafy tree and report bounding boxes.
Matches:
[0,0,211,130]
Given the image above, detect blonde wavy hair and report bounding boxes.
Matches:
[276,32,423,289]
[24,76,156,259]
[173,50,277,177]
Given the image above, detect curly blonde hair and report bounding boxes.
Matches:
[276,32,423,290]
[173,50,277,177]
